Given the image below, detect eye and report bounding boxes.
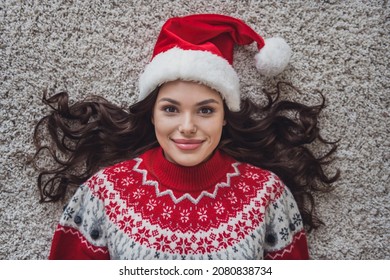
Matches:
[162,106,178,114]
[199,107,214,115]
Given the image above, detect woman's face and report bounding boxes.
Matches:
[152,80,226,167]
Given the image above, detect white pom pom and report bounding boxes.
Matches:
[255,37,292,76]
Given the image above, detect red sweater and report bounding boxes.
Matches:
[49,147,309,260]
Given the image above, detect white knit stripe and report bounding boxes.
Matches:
[55,225,109,255]
[105,218,267,260]
[264,230,306,260]
[133,157,241,204]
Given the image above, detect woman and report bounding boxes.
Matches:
[33,14,339,259]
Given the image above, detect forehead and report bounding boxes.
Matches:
[157,80,223,103]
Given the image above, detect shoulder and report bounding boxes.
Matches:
[81,157,140,195]
[237,161,287,202]
[81,148,157,196]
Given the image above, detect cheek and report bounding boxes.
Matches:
[153,115,174,136]
[202,118,224,140]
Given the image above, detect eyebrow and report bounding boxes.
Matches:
[158,98,220,106]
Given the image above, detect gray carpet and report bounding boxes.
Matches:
[1,0,389,260]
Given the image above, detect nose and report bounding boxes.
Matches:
[178,113,197,135]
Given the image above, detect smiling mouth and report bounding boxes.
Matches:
[171,139,205,150]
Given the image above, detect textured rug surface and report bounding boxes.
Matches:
[1,0,389,259]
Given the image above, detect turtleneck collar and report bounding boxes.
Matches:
[141,146,235,193]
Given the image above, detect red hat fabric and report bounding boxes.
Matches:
[139,14,291,111]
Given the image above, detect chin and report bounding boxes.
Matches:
[163,142,217,166]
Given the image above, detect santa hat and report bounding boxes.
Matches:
[139,14,291,111]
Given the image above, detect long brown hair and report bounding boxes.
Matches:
[32,82,339,230]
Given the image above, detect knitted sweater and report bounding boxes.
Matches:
[49,147,309,260]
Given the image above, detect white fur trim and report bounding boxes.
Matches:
[139,47,241,111]
[255,37,292,77]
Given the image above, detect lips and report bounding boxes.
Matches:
[171,138,205,150]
